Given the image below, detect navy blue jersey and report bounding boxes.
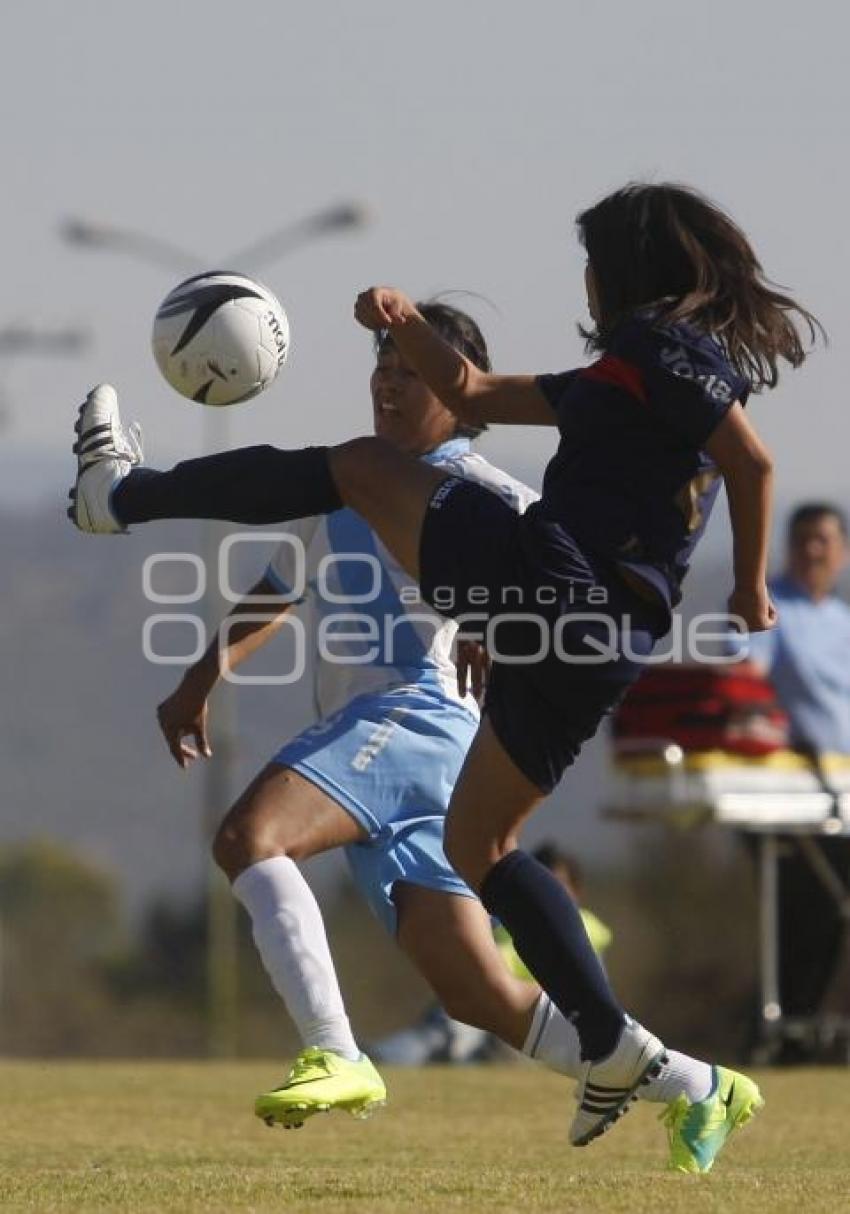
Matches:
[532,314,750,607]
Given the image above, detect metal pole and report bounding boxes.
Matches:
[759,832,782,1053]
[200,404,240,1058]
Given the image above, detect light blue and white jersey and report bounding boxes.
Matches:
[264,438,538,719]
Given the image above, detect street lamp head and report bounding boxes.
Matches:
[60,218,113,248]
[314,202,371,233]
[0,325,90,354]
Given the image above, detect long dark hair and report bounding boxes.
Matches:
[577,182,823,389]
[376,301,490,438]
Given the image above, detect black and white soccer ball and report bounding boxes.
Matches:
[151,271,290,406]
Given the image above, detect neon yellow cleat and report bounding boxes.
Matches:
[661,1065,764,1174]
[255,1048,387,1130]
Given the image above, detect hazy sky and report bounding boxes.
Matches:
[2,1,849,912]
[1,0,848,530]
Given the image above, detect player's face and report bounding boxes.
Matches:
[370,344,458,454]
[788,514,848,599]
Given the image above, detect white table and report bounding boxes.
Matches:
[605,753,850,1062]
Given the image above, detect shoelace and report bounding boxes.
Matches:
[79,418,144,468]
[287,1049,333,1084]
[659,1096,688,1138]
[121,421,144,465]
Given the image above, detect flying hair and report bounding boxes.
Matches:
[577,182,825,390]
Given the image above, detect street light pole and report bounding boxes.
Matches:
[61,205,368,1057]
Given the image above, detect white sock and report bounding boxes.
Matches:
[522,994,582,1074]
[232,855,360,1061]
[523,995,713,1104]
[640,1050,715,1104]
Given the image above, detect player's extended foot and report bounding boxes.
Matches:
[661,1065,763,1174]
[254,1048,387,1130]
[69,384,143,533]
[570,1018,667,1147]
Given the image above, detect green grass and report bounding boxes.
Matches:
[0,1062,848,1213]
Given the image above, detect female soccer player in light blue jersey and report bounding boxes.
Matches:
[100,303,723,1168]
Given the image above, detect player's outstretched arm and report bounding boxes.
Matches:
[157,577,292,768]
[354,286,558,427]
[704,402,777,633]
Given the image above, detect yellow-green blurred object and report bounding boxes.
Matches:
[494,908,613,981]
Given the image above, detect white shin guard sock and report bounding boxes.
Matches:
[639,1050,714,1104]
[522,994,582,1075]
[232,855,360,1061]
[522,995,713,1104]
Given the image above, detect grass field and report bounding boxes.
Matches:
[0,1062,848,1213]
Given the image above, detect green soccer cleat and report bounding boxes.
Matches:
[661,1065,764,1174]
[255,1047,387,1130]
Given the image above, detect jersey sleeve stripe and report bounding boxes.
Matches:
[579,355,647,404]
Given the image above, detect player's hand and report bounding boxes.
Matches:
[156,681,213,769]
[455,639,489,703]
[728,586,778,633]
[354,287,415,331]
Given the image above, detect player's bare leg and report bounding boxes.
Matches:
[327,437,446,580]
[213,765,385,1130]
[394,885,539,1050]
[213,763,366,879]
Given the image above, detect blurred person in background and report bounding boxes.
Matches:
[740,502,850,1058]
[494,843,612,974]
[372,842,612,1065]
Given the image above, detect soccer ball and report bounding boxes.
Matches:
[151,271,289,406]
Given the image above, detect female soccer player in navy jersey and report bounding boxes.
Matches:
[71,183,820,1163]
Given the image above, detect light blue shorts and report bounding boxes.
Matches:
[271,685,479,935]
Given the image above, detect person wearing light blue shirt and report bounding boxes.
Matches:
[741,502,850,1043]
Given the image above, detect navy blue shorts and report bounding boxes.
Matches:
[419,478,669,792]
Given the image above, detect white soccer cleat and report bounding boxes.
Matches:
[570,1018,667,1147]
[69,384,143,533]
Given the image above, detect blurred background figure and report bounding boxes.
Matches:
[493,844,612,977]
[370,843,612,1064]
[743,502,850,1060]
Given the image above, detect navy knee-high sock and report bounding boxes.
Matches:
[480,849,625,1061]
[112,445,342,525]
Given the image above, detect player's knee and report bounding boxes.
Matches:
[445,818,512,892]
[330,436,394,496]
[212,815,290,881]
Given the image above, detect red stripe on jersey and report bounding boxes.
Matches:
[580,355,647,404]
